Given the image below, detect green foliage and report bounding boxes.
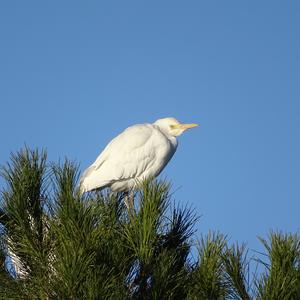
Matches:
[223,243,250,300]
[255,232,300,300]
[0,147,299,299]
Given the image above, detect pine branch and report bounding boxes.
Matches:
[1,147,300,299]
[255,231,300,300]
[223,243,251,300]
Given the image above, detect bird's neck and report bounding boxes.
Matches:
[169,135,178,149]
[153,124,178,148]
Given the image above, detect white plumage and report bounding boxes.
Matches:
[80,117,198,194]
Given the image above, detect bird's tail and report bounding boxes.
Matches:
[78,183,86,196]
[78,165,97,195]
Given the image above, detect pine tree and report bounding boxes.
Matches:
[0,147,300,299]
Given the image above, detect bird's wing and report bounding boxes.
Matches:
[80,124,175,192]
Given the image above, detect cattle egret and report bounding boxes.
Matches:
[79,117,198,194]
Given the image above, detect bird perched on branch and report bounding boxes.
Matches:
[79,117,198,196]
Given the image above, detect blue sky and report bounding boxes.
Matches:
[1,1,300,255]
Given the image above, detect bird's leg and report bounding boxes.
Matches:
[124,190,135,215]
[124,192,130,210]
[129,190,135,212]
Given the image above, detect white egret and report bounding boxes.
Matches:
[79,117,198,195]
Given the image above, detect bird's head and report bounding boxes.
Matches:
[154,117,198,137]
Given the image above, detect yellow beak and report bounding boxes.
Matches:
[180,123,198,130]
[171,123,199,130]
